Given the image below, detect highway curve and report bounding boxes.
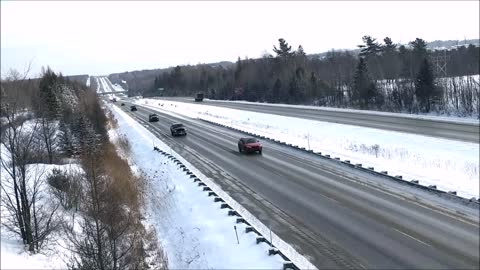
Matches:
[117,100,479,269]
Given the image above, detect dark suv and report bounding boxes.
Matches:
[238,138,262,154]
[149,113,159,122]
[170,123,187,136]
[130,105,137,111]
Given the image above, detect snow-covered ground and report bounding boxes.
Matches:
[1,237,65,270]
[109,104,314,269]
[85,76,90,87]
[136,99,480,199]
[0,160,81,269]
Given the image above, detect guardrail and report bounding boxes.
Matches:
[199,118,480,208]
[152,145,300,270]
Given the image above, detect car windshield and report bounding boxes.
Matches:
[173,124,183,128]
[246,138,257,143]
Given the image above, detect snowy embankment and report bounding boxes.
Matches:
[136,99,480,199]
[0,159,81,269]
[109,105,311,269]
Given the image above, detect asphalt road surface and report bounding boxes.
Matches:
[117,101,479,269]
[155,97,480,143]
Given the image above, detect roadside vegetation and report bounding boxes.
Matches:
[1,67,167,269]
[112,37,479,116]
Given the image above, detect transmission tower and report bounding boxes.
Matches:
[430,50,449,77]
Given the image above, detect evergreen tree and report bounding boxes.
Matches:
[38,67,61,120]
[58,121,75,157]
[382,37,397,52]
[410,38,428,55]
[273,38,294,59]
[358,36,382,58]
[415,58,438,112]
[296,45,306,56]
[410,38,428,76]
[352,57,379,109]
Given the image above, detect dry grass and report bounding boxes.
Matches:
[106,109,118,130]
[101,141,168,268]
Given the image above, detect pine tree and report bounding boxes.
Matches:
[352,57,379,109]
[358,36,382,58]
[415,58,438,112]
[296,45,306,56]
[410,38,429,76]
[382,37,397,53]
[58,121,75,157]
[38,67,61,120]
[273,38,293,59]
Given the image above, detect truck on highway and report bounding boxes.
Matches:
[195,92,204,102]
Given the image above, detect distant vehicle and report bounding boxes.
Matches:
[170,123,187,136]
[238,138,262,154]
[195,93,204,102]
[130,105,137,111]
[149,113,159,122]
[112,98,117,102]
[121,103,125,106]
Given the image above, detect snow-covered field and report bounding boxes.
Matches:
[109,105,303,269]
[136,99,480,199]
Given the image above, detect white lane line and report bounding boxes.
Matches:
[394,228,431,247]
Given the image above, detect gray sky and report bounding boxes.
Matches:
[1,1,479,77]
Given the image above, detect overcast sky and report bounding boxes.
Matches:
[1,1,479,77]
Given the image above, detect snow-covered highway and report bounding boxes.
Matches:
[112,98,480,269]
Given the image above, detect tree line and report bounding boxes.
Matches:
[1,67,166,269]
[145,36,479,115]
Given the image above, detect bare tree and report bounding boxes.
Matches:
[38,116,58,164]
[1,67,59,253]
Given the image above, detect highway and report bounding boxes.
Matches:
[155,97,480,143]
[115,100,480,269]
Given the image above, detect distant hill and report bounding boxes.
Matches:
[66,74,89,84]
[426,39,479,50]
[307,39,480,60]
